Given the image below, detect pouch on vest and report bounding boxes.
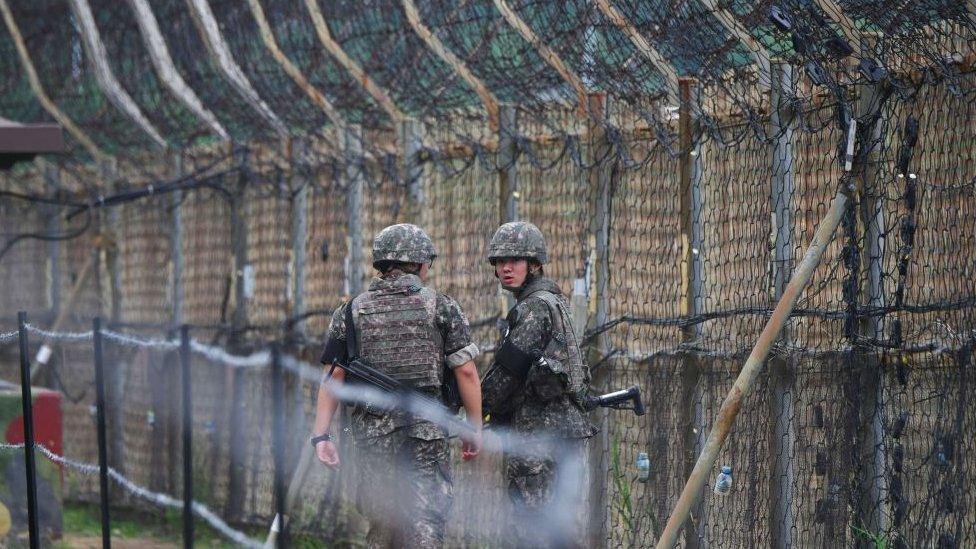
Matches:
[527,356,570,402]
[523,291,587,408]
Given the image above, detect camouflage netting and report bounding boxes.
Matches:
[2,0,976,546]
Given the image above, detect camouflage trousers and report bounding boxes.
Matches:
[355,431,453,549]
[505,438,589,548]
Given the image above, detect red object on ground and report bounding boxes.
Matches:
[5,388,64,458]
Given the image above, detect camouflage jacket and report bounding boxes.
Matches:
[487,276,597,439]
[321,270,480,440]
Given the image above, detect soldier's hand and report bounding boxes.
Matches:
[316,440,340,469]
[461,430,482,461]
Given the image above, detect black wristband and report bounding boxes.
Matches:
[310,433,332,447]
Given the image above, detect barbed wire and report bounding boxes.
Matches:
[0,442,261,548]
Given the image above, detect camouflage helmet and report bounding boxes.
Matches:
[372,223,437,267]
[487,221,548,264]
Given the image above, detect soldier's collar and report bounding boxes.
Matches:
[369,272,423,293]
[515,276,560,302]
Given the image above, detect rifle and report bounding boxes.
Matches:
[583,385,645,416]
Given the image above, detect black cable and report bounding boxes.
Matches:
[0,205,92,263]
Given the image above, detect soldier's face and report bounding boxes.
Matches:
[495,258,529,288]
[419,261,431,282]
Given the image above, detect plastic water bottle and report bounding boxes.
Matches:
[636,452,650,483]
[714,465,733,495]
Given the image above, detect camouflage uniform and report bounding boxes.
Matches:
[321,224,479,549]
[481,222,596,548]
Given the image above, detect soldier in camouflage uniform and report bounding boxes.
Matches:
[481,221,597,548]
[312,223,483,548]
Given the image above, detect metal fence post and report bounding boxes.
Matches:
[400,118,425,223]
[345,125,365,297]
[853,75,889,540]
[180,324,194,548]
[92,317,112,549]
[18,311,40,549]
[497,104,518,316]
[227,148,251,521]
[768,62,797,548]
[585,91,615,547]
[289,141,308,339]
[271,342,287,548]
[677,77,705,549]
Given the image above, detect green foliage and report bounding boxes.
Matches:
[609,438,635,536]
[850,524,890,549]
[59,502,266,547]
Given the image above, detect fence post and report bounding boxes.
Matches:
[18,311,40,549]
[584,91,615,547]
[289,140,308,339]
[853,75,889,539]
[43,165,61,323]
[180,324,194,548]
[345,125,365,297]
[271,342,287,548]
[171,151,184,326]
[768,62,797,549]
[99,163,127,479]
[400,118,425,223]
[154,151,183,494]
[92,317,112,549]
[677,77,705,549]
[497,105,518,315]
[226,148,251,521]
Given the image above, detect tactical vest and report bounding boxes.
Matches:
[350,284,443,391]
[525,290,590,405]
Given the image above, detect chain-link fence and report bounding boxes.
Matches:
[3,1,976,547]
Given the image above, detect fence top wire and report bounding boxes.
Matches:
[0,0,973,193]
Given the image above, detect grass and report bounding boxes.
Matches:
[55,502,327,548]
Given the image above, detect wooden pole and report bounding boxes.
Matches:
[126,0,227,139]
